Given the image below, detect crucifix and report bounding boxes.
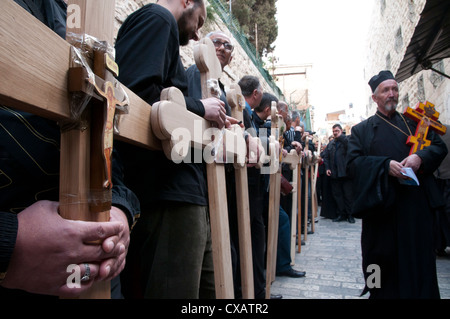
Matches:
[0,0,163,298]
[404,101,447,155]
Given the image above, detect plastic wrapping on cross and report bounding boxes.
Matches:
[65,32,129,134]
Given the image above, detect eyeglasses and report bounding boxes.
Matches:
[212,39,234,52]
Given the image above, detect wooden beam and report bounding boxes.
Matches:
[0,1,160,151]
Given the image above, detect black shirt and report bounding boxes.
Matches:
[115,4,208,208]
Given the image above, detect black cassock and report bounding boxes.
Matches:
[347,111,448,299]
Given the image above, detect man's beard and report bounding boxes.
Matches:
[178,9,194,46]
[383,98,398,112]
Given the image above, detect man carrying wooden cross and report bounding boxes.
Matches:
[0,0,140,298]
[114,0,236,299]
[257,95,305,279]
[347,70,448,299]
[186,31,255,298]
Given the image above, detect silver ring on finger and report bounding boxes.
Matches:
[81,263,91,282]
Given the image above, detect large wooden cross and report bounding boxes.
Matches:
[226,83,255,299]
[1,0,170,298]
[280,150,302,263]
[302,136,311,242]
[311,139,321,233]
[404,101,447,155]
[265,103,283,299]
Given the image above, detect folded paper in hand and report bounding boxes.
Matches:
[398,167,419,186]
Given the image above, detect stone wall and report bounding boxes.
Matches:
[364,0,450,124]
[114,0,276,96]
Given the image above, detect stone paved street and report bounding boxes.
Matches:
[270,214,450,299]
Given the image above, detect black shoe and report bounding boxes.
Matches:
[333,215,346,222]
[270,294,283,299]
[277,268,306,278]
[348,216,355,223]
[436,249,450,258]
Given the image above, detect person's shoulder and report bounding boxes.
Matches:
[353,115,376,131]
[125,4,174,27]
[186,64,200,74]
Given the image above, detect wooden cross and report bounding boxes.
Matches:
[195,37,234,299]
[226,83,255,299]
[302,136,311,242]
[296,154,303,254]
[265,102,283,299]
[310,140,321,234]
[404,101,447,155]
[280,149,302,263]
[0,0,163,298]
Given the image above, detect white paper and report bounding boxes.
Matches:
[399,167,420,186]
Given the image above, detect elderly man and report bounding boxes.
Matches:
[347,70,447,299]
[186,31,234,114]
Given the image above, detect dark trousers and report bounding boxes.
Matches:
[330,178,353,218]
[276,206,292,274]
[121,201,215,299]
[228,167,266,299]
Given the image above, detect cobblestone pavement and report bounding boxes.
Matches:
[270,215,450,299]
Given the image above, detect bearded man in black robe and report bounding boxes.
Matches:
[346,70,448,299]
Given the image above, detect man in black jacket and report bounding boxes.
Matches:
[323,123,354,223]
[346,70,447,299]
[115,0,227,299]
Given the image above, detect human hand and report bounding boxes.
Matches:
[225,115,243,129]
[291,141,303,155]
[97,206,130,281]
[326,169,332,177]
[401,154,422,173]
[389,160,406,178]
[302,131,310,141]
[1,201,124,297]
[246,135,262,167]
[202,97,226,129]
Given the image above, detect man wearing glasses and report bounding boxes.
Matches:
[186,31,234,109]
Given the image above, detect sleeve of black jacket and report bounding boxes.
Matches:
[115,4,204,117]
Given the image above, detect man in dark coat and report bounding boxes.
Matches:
[323,123,354,223]
[346,70,448,299]
[114,0,227,298]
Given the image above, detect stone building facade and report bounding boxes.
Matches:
[114,0,278,97]
[364,0,449,125]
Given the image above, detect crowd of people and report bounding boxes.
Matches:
[1,0,449,300]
